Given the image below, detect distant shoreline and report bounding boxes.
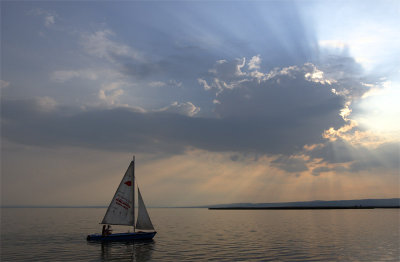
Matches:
[2,206,399,209]
[209,206,400,210]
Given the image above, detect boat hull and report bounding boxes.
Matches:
[87,231,156,242]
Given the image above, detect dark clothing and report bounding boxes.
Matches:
[102,225,106,236]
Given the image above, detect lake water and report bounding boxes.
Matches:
[1,208,399,261]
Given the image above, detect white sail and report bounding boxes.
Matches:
[101,161,134,226]
[135,187,155,230]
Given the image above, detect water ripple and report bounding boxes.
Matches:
[1,208,399,261]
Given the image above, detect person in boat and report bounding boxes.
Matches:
[101,225,106,236]
[105,225,113,235]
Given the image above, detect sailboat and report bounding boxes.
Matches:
[87,156,156,241]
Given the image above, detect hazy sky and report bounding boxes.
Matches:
[1,1,399,206]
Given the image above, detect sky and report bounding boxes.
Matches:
[1,0,399,207]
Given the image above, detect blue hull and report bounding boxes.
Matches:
[87,231,156,242]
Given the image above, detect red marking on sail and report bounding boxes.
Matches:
[124,181,132,186]
[116,201,128,210]
[115,198,130,209]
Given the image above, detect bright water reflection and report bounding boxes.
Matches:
[1,208,399,261]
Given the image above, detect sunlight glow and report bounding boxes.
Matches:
[354,81,400,140]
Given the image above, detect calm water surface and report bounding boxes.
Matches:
[1,208,399,261]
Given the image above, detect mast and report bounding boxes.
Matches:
[132,155,135,232]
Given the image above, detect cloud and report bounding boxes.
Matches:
[247,55,261,70]
[148,81,166,88]
[0,87,341,157]
[81,30,141,63]
[201,59,347,132]
[4,48,393,175]
[98,82,126,106]
[120,62,160,79]
[311,166,331,176]
[316,52,369,100]
[148,80,183,88]
[51,69,99,83]
[271,155,308,173]
[29,8,57,27]
[0,80,10,89]
[157,101,200,117]
[307,139,355,164]
[1,54,379,160]
[197,78,211,90]
[35,96,57,112]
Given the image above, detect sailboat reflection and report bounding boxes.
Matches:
[87,240,155,261]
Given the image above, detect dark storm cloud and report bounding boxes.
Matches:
[1,91,340,156]
[212,63,345,121]
[0,100,277,154]
[1,56,372,162]
[3,49,389,175]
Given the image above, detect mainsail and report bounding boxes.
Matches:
[101,162,134,226]
[136,187,155,230]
